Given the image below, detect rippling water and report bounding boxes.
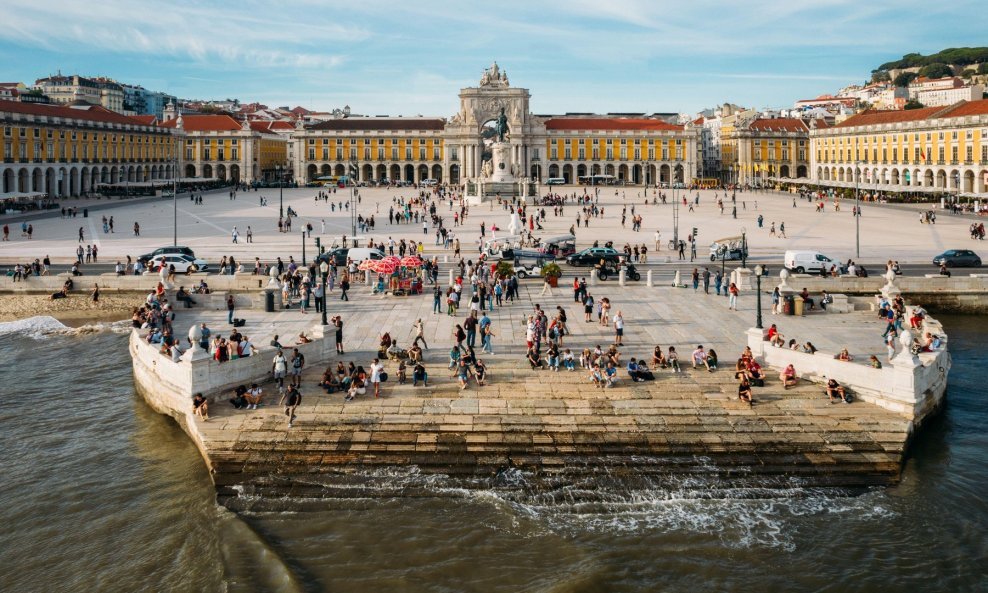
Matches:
[1,316,986,593]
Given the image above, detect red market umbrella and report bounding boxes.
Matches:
[357,259,377,271]
[376,260,399,275]
[400,255,424,268]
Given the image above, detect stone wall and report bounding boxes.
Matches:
[746,309,951,427]
[129,323,335,406]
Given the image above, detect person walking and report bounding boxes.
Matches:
[290,348,305,387]
[272,350,288,388]
[340,275,350,301]
[728,282,739,311]
[702,268,711,294]
[540,274,553,296]
[414,318,429,349]
[232,227,239,244]
[369,358,384,398]
[79,227,84,242]
[279,384,302,428]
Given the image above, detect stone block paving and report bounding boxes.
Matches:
[188,283,910,494]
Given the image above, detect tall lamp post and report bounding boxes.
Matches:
[276,163,285,221]
[320,260,329,326]
[173,135,179,246]
[854,161,861,258]
[754,264,764,329]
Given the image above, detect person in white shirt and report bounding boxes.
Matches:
[613,311,624,346]
[369,358,384,398]
[246,383,263,409]
[272,350,288,388]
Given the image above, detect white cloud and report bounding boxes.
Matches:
[0,0,359,70]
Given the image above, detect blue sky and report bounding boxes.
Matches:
[0,0,982,116]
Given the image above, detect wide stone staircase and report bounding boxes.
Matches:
[194,362,913,508]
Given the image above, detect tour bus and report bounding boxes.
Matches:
[546,177,566,185]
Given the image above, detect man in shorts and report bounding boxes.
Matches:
[272,349,288,388]
[279,385,302,428]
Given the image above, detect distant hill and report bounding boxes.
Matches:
[876,48,988,71]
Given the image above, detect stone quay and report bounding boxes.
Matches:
[126,276,949,509]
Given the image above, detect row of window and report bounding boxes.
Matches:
[3,126,169,144]
[819,129,987,146]
[307,138,439,146]
[752,150,806,161]
[4,140,173,161]
[550,138,685,146]
[548,148,685,160]
[306,147,442,161]
[818,146,988,164]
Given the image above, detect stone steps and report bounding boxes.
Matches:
[194,363,913,507]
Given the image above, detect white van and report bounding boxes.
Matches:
[421,179,438,187]
[784,250,839,274]
[546,177,566,185]
[346,247,385,264]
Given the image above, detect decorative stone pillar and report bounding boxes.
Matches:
[646,270,653,287]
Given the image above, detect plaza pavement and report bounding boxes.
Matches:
[0,185,980,267]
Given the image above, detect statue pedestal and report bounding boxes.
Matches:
[491,142,512,183]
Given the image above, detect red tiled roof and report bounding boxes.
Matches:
[130,115,157,125]
[0,99,151,126]
[309,118,445,132]
[248,120,293,134]
[748,118,808,133]
[835,107,941,128]
[938,98,988,118]
[545,118,682,131]
[157,114,243,131]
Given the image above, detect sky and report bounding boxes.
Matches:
[0,0,983,117]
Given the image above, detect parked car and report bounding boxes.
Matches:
[933,249,982,268]
[149,254,209,273]
[784,250,839,274]
[138,245,195,265]
[566,247,621,267]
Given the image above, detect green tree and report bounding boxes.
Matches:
[904,99,925,110]
[978,63,988,75]
[919,63,953,79]
[893,72,918,87]
[871,70,891,83]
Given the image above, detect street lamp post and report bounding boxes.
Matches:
[320,260,329,326]
[302,228,307,266]
[277,163,286,222]
[754,264,764,329]
[854,161,861,258]
[173,136,179,246]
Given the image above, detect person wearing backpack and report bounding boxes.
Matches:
[279,385,302,428]
[290,349,305,387]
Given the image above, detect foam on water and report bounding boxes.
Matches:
[0,315,131,340]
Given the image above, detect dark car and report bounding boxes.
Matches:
[933,249,982,268]
[566,247,620,267]
[138,245,195,264]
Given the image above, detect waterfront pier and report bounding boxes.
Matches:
[126,283,949,507]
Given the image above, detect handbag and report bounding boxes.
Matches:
[379,372,389,383]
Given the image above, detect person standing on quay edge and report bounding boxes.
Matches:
[227,294,235,324]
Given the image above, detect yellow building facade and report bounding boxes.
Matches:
[721,112,814,185]
[811,99,988,194]
[158,114,288,182]
[1,99,179,196]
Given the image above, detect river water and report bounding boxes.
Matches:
[1,315,986,593]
